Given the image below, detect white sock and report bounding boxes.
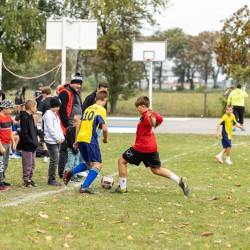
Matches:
[218,152,223,157]
[226,156,230,161]
[170,173,180,184]
[119,177,127,189]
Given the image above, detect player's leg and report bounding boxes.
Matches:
[225,147,232,164]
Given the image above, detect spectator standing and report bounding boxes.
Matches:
[57,73,83,178]
[43,96,65,186]
[227,84,248,131]
[0,99,15,191]
[34,83,43,107]
[19,100,39,187]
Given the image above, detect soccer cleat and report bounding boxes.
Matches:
[111,186,128,194]
[79,186,97,194]
[225,160,233,165]
[215,155,223,163]
[63,169,73,185]
[9,153,21,159]
[77,172,88,178]
[2,181,11,186]
[70,176,80,182]
[179,177,189,196]
[22,180,32,188]
[0,183,10,191]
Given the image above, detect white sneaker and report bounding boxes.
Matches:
[9,154,21,159]
[43,156,48,163]
[225,160,233,165]
[77,172,88,178]
[215,155,223,163]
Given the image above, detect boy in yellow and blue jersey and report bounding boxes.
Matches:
[63,90,108,194]
[215,105,242,165]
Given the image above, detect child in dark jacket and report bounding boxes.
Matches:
[19,100,39,187]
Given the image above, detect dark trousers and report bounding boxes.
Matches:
[46,143,60,182]
[233,105,245,124]
[58,140,68,178]
[0,144,10,182]
[22,151,36,181]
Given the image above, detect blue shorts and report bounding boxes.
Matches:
[78,142,102,163]
[221,138,232,148]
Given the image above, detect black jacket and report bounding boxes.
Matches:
[82,90,108,112]
[19,111,39,152]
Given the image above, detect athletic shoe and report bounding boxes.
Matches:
[43,156,48,163]
[63,170,73,185]
[77,172,88,178]
[22,180,32,188]
[179,177,189,196]
[111,186,128,194]
[232,127,236,132]
[2,181,11,186]
[30,180,37,187]
[47,180,62,186]
[70,176,80,182]
[79,186,97,194]
[9,153,21,159]
[241,128,246,131]
[215,155,223,163]
[0,183,10,191]
[225,160,233,165]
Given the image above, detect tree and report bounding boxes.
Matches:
[215,5,250,82]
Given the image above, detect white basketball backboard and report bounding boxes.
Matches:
[46,19,97,50]
[132,41,167,62]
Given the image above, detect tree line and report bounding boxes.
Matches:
[0,1,249,113]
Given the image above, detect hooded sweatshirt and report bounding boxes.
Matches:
[43,110,64,144]
[227,88,248,106]
[19,111,39,152]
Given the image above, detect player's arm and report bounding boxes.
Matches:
[216,124,221,139]
[102,123,108,143]
[73,120,82,149]
[235,122,242,129]
[147,108,156,127]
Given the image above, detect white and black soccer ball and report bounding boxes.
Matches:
[101,176,114,189]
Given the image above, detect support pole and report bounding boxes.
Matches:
[148,60,153,107]
[61,18,66,85]
[0,53,2,90]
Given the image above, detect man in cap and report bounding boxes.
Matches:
[57,73,83,178]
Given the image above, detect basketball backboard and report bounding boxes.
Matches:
[46,19,97,50]
[132,41,167,62]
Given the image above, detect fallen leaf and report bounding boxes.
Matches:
[39,212,49,219]
[45,236,53,241]
[208,197,220,201]
[127,235,133,240]
[177,222,189,228]
[244,226,250,231]
[132,223,138,226]
[199,232,213,236]
[235,184,241,187]
[64,234,74,239]
[225,243,232,248]
[36,229,46,234]
[63,243,70,248]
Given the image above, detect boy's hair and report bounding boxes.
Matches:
[135,96,150,108]
[98,82,109,89]
[41,86,51,95]
[96,90,108,101]
[236,83,242,89]
[25,100,37,110]
[226,105,233,109]
[37,83,43,88]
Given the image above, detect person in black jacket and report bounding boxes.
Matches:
[19,100,39,188]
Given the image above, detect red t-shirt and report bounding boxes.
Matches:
[132,111,163,153]
[0,114,13,144]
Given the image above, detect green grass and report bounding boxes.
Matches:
[1,134,250,249]
[6,89,250,117]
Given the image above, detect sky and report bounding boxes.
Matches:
[143,0,249,35]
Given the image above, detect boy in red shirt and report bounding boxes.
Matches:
[112,96,189,196]
[0,99,16,191]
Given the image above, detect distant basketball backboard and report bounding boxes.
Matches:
[46,19,97,50]
[132,41,167,62]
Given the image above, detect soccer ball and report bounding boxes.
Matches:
[101,176,114,189]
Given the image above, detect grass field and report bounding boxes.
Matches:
[6,89,250,118]
[0,133,249,249]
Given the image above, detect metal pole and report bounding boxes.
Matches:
[0,53,2,90]
[148,60,153,107]
[61,18,66,85]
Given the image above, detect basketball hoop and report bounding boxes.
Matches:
[144,58,153,63]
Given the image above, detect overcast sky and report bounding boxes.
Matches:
[143,0,249,35]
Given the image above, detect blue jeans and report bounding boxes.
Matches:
[65,148,79,177]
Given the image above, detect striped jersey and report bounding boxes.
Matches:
[0,114,13,144]
[219,114,236,140]
[77,104,106,144]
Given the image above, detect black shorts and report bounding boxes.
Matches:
[122,147,161,168]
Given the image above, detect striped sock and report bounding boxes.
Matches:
[73,163,89,175]
[82,167,99,188]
